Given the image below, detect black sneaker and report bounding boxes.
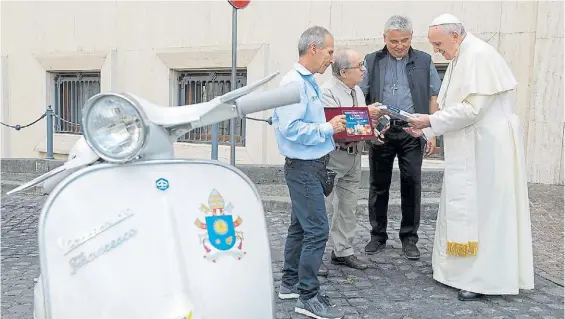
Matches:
[402,238,420,260]
[364,239,386,253]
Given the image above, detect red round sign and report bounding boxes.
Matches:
[228,0,250,9]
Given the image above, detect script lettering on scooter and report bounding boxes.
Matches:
[58,209,135,255]
[69,229,137,275]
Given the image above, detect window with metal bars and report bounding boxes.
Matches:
[53,72,101,134]
[435,63,448,82]
[177,70,247,146]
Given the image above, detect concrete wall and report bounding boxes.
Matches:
[1,1,563,184]
[523,1,564,185]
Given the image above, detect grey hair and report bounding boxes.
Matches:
[297,26,332,56]
[384,15,413,35]
[331,49,354,77]
[437,23,467,37]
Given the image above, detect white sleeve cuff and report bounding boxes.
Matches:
[320,122,334,137]
[422,127,436,139]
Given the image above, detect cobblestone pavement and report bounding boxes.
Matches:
[2,184,564,319]
[528,184,564,284]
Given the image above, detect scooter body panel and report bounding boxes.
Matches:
[37,160,275,319]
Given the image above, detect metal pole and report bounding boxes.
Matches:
[229,6,237,166]
[211,123,218,160]
[211,81,219,160]
[46,105,54,159]
[211,18,223,161]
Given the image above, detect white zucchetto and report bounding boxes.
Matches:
[430,14,462,27]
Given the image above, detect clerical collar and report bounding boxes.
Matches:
[388,52,408,61]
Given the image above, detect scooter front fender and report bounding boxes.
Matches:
[36,160,275,319]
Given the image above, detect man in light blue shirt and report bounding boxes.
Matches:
[273,63,343,160]
[272,26,346,319]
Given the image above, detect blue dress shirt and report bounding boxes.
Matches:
[272,63,335,160]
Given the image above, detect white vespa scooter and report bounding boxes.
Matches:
[7,72,301,319]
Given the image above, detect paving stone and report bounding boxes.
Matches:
[2,185,564,319]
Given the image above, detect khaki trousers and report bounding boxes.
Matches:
[325,147,362,257]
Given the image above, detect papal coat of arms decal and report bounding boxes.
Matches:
[194,189,245,262]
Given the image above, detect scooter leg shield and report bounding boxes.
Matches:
[36,160,275,319]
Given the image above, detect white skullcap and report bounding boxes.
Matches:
[429,14,462,27]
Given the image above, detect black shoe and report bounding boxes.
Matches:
[401,238,420,260]
[317,262,329,277]
[458,290,484,301]
[364,239,386,253]
[330,251,368,270]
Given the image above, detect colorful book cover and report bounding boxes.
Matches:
[343,110,372,136]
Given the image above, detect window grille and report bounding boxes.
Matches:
[435,63,448,82]
[176,70,247,145]
[53,72,101,134]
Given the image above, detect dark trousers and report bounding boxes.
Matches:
[281,157,329,301]
[368,125,424,243]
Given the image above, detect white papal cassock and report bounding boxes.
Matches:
[422,31,535,295]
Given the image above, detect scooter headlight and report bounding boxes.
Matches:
[82,93,148,163]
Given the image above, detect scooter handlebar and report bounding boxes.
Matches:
[235,82,301,116]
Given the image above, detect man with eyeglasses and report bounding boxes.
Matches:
[359,15,442,260]
[319,49,386,273]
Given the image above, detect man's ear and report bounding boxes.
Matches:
[309,44,317,55]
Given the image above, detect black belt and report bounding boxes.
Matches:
[389,119,409,127]
[336,144,359,155]
[285,154,330,165]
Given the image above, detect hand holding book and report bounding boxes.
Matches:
[407,114,431,129]
[367,102,387,121]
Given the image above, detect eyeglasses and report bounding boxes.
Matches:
[344,61,365,70]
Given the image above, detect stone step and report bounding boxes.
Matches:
[256,184,441,199]
[1,158,62,174]
[239,167,443,192]
[1,158,444,191]
[258,184,440,220]
[1,180,44,195]
[262,196,439,220]
[2,171,441,220]
[1,157,445,173]
[1,179,440,220]
[1,172,40,183]
[0,159,61,194]
[1,159,444,220]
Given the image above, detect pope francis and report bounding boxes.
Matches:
[405,14,535,301]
